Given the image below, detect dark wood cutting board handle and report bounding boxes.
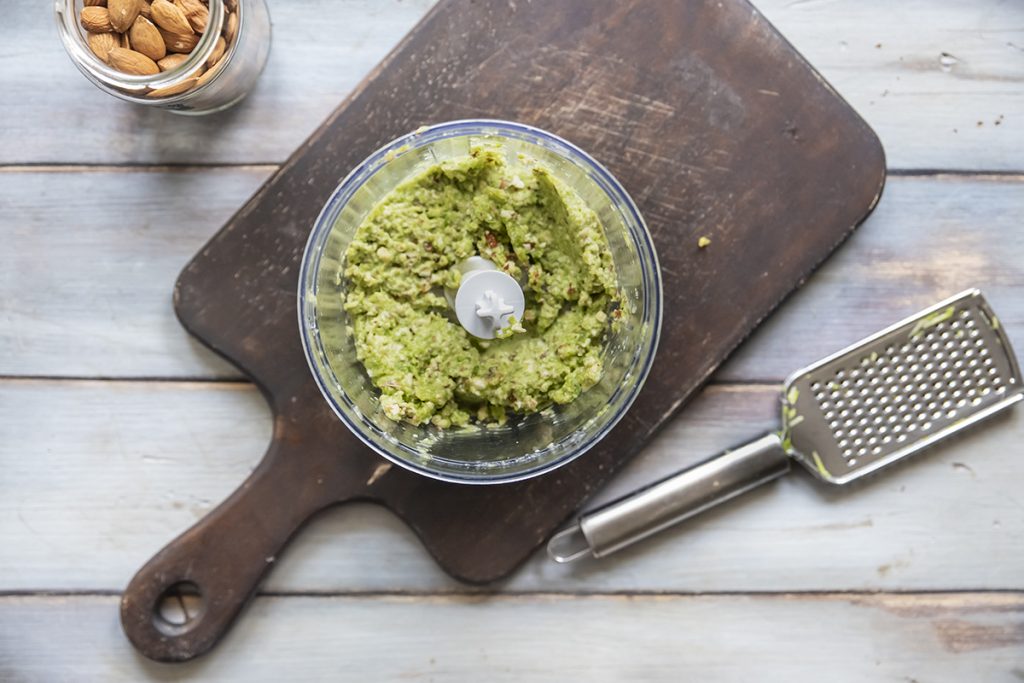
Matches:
[120,437,341,662]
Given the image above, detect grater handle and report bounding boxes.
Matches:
[548,433,790,562]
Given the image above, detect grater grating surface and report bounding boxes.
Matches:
[783,289,1023,484]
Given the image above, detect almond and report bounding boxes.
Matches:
[158,27,199,53]
[80,7,114,32]
[207,36,225,67]
[174,0,209,33]
[223,10,238,43]
[157,53,189,71]
[168,0,198,12]
[86,31,119,62]
[119,31,132,49]
[151,0,193,35]
[107,46,160,75]
[225,0,237,10]
[146,77,198,97]
[195,58,224,88]
[84,0,108,6]
[108,0,141,32]
[129,16,166,60]
[139,0,152,19]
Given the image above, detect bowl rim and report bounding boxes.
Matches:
[298,119,663,485]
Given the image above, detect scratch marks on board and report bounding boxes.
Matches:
[15,508,65,554]
[16,509,44,540]
[671,53,747,131]
[439,33,750,243]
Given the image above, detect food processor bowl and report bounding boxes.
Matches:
[299,120,662,484]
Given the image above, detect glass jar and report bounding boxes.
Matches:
[55,0,270,115]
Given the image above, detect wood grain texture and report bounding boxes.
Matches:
[4,0,1022,169]
[719,173,1024,381]
[2,594,1022,682]
[0,168,269,379]
[125,0,883,660]
[758,0,1024,171]
[3,380,1021,593]
[3,173,1020,381]
[2,0,1022,677]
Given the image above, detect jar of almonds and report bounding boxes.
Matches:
[56,0,270,114]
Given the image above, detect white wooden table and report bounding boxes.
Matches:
[2,1,1023,680]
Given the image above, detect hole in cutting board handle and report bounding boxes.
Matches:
[153,581,206,637]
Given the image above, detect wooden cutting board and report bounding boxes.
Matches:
[121,0,885,662]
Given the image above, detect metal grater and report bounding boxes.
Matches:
[784,288,1022,484]
[548,289,1023,563]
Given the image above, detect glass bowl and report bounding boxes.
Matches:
[299,120,662,484]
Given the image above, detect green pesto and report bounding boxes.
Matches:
[341,146,619,428]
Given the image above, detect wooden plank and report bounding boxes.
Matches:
[718,173,1024,381]
[1,593,1021,681]
[0,168,270,379]
[756,0,1024,171]
[2,173,1021,381]
[2,379,1021,593]
[2,0,1022,169]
